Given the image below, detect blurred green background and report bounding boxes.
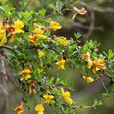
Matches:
[0,0,114,114]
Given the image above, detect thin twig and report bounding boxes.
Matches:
[72,104,96,109]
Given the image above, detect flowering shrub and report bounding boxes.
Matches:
[0,0,114,114]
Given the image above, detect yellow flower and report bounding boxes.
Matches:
[14,104,24,114]
[38,50,45,58]
[56,37,69,46]
[50,21,61,31]
[19,69,31,76]
[28,80,37,94]
[20,74,31,81]
[56,59,66,70]
[62,91,71,97]
[29,86,37,94]
[64,97,73,105]
[87,59,93,69]
[19,67,32,80]
[0,26,7,46]
[93,59,106,72]
[29,34,38,46]
[34,28,47,39]
[14,20,24,33]
[29,39,38,46]
[82,53,106,73]
[82,52,93,69]
[34,28,44,34]
[62,91,73,105]
[35,104,44,114]
[29,28,47,45]
[6,26,15,35]
[82,52,91,61]
[29,34,38,40]
[43,94,54,104]
[83,76,94,84]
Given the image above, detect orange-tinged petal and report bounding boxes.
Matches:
[29,39,37,45]
[82,52,91,61]
[19,69,30,76]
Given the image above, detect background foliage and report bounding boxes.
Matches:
[0,0,114,114]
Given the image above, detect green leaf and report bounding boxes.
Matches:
[94,99,103,106]
[47,77,54,85]
[21,10,34,22]
[74,32,81,39]
[107,71,114,79]
[97,101,103,106]
[108,49,114,60]
[55,0,64,10]
[0,0,8,4]
[0,5,14,16]
[94,99,98,105]
[38,8,46,17]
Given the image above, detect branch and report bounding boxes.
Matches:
[73,23,103,31]
[83,9,95,42]
[79,2,114,13]
[0,45,13,51]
